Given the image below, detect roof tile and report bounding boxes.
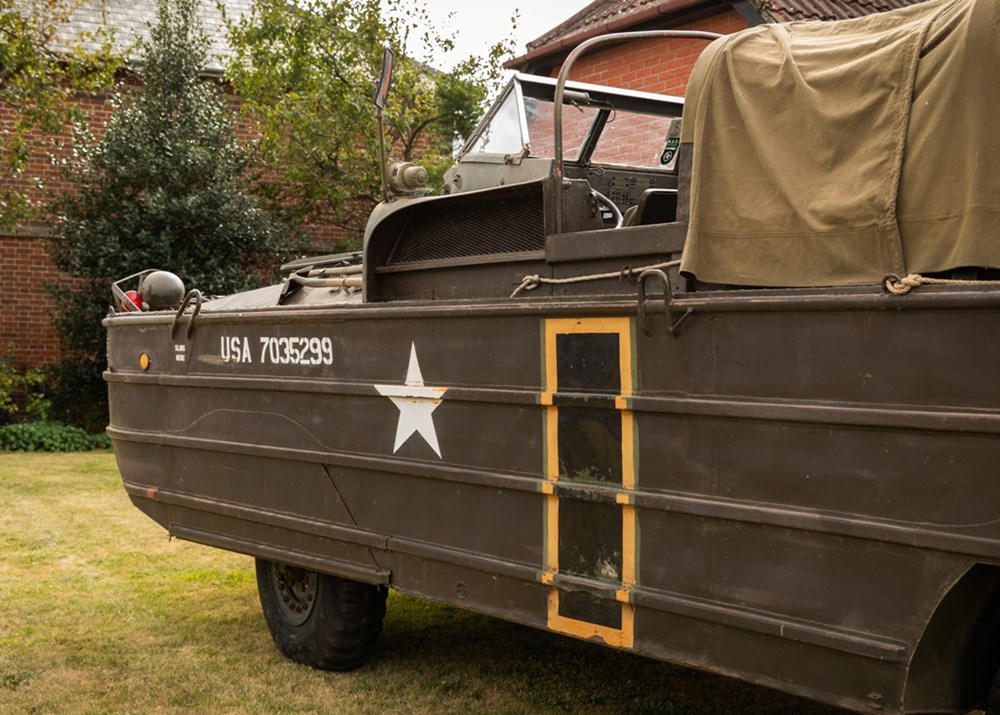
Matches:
[527,0,660,51]
[754,0,928,22]
[42,0,251,72]
[526,0,931,52]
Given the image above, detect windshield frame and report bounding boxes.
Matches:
[456,74,684,168]
[457,79,530,164]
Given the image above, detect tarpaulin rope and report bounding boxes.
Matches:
[512,260,681,298]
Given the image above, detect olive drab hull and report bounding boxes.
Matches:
[106,281,1000,714]
[105,4,1000,710]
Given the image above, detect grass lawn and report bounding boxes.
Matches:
[0,451,848,714]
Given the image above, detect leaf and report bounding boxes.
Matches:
[223,0,514,228]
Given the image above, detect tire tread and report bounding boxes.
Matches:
[256,558,387,671]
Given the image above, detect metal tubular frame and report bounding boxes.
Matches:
[552,30,723,235]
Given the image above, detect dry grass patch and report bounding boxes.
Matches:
[1,451,845,714]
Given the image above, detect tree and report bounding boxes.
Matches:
[224,0,514,238]
[0,0,118,229]
[48,0,292,430]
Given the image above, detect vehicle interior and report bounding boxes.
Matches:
[360,74,688,302]
[444,73,685,227]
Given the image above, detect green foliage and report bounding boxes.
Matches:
[0,345,105,447]
[0,420,110,451]
[0,352,50,424]
[0,0,119,228]
[45,353,107,433]
[44,282,108,432]
[50,0,290,293]
[48,0,293,429]
[224,0,514,236]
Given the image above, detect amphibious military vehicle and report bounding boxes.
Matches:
[105,0,1000,711]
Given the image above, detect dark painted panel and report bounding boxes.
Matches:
[389,552,548,629]
[110,383,544,479]
[108,315,546,391]
[559,590,622,629]
[171,449,356,526]
[640,308,1000,409]
[637,510,965,637]
[633,606,906,714]
[558,499,622,581]
[556,332,621,393]
[557,406,622,483]
[635,410,1000,534]
[173,508,380,573]
[375,260,551,301]
[336,467,544,567]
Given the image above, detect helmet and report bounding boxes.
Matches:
[139,271,185,310]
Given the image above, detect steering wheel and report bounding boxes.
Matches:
[592,189,623,229]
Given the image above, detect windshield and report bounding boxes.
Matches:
[524,97,599,162]
[590,111,680,168]
[461,77,682,170]
[466,90,525,155]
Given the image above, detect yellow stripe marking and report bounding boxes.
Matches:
[546,405,559,480]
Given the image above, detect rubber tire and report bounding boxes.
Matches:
[255,558,387,671]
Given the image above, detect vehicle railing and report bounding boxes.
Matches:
[553,30,723,235]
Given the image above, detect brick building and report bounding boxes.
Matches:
[0,86,125,369]
[507,0,927,94]
[3,0,929,370]
[1,0,255,369]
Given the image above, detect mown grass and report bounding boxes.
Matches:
[1,451,846,714]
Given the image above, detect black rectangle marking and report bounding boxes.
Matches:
[558,499,623,581]
[558,590,622,630]
[556,333,621,393]
[558,406,622,483]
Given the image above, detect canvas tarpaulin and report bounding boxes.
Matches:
[679,0,1000,287]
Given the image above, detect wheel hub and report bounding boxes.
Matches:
[272,563,317,626]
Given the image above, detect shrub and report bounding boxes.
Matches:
[0,353,107,451]
[0,421,111,452]
[0,354,51,425]
[46,356,109,434]
[47,0,292,430]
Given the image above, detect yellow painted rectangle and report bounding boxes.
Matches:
[547,593,635,649]
[541,316,637,651]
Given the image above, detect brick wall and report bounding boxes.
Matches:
[562,9,748,94]
[0,80,355,370]
[0,233,72,367]
[0,89,118,370]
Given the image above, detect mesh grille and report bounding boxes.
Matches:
[389,189,545,264]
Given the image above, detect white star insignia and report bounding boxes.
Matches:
[374,343,448,458]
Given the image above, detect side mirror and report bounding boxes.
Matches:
[374,47,394,200]
[374,46,393,110]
